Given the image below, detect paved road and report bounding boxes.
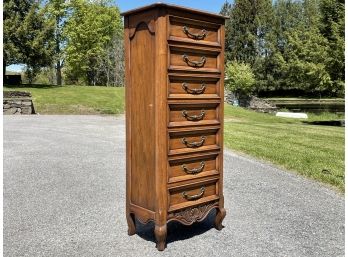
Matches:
[4,116,344,257]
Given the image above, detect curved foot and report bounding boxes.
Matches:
[214,207,226,231]
[154,224,167,251]
[127,213,136,236]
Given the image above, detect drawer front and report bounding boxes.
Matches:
[169,103,219,128]
[168,153,219,183]
[168,128,219,155]
[169,16,220,46]
[168,75,220,99]
[169,180,218,207]
[169,46,220,72]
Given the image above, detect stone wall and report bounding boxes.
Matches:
[3,91,36,115]
[224,88,277,113]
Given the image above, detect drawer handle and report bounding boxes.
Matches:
[182,110,205,121]
[181,161,205,174]
[182,82,206,94]
[182,136,206,148]
[182,54,206,68]
[183,26,207,40]
[182,187,205,200]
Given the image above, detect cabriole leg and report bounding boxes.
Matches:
[127,213,136,236]
[154,224,167,251]
[214,207,226,231]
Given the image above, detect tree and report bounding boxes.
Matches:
[224,0,273,64]
[3,0,31,73]
[220,1,233,62]
[253,0,303,91]
[64,0,123,85]
[220,0,232,16]
[95,35,124,86]
[276,0,332,94]
[3,0,54,83]
[46,0,70,85]
[319,0,345,96]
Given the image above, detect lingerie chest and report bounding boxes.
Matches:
[122,3,227,251]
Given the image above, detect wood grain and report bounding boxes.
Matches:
[124,4,226,251]
[168,103,219,128]
[169,128,218,151]
[168,153,219,183]
[129,18,156,211]
[169,180,218,206]
[169,16,220,45]
[154,6,168,237]
[168,75,220,99]
[170,47,219,70]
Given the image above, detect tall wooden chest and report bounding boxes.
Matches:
[122,3,227,251]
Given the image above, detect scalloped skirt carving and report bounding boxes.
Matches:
[168,202,219,226]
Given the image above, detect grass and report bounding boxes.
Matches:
[3,85,345,191]
[4,85,125,114]
[224,105,345,192]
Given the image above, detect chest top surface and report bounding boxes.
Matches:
[121,2,228,22]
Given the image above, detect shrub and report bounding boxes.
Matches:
[225,61,256,96]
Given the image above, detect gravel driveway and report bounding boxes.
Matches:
[4,115,344,257]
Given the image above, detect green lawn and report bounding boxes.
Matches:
[224,105,345,192]
[3,86,345,191]
[4,85,124,114]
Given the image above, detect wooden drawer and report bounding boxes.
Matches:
[168,75,220,99]
[168,153,220,183]
[168,128,220,155]
[169,16,221,47]
[123,3,227,250]
[169,45,220,73]
[168,103,220,128]
[168,179,218,211]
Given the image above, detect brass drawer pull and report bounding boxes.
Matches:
[181,161,205,174]
[182,82,206,94]
[182,136,206,148]
[182,110,205,121]
[182,187,205,200]
[182,54,206,68]
[183,26,207,40]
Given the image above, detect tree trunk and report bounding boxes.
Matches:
[55,16,62,86]
[56,61,62,86]
[106,65,109,87]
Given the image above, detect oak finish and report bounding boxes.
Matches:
[123,3,226,251]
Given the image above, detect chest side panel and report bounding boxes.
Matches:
[128,14,156,211]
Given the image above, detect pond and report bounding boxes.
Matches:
[265,98,345,114]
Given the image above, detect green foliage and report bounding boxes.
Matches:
[222,0,345,97]
[64,0,123,85]
[220,0,232,16]
[281,15,332,93]
[32,66,56,85]
[3,0,55,82]
[3,0,31,65]
[225,61,256,95]
[319,0,345,96]
[225,0,273,63]
[45,0,71,85]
